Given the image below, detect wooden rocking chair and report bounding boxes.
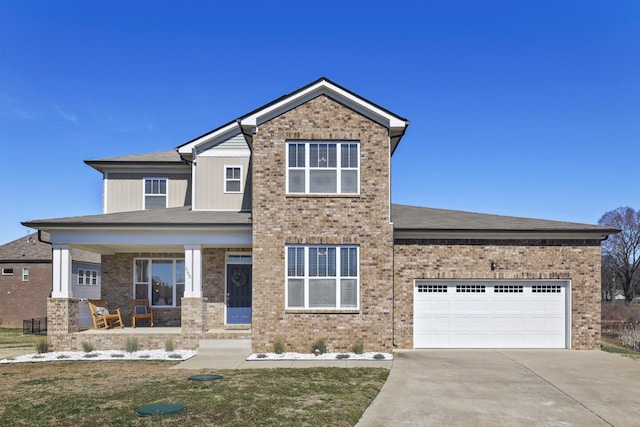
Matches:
[88,299,124,329]
[130,298,154,328]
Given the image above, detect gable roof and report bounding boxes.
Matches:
[0,234,52,262]
[178,77,409,156]
[391,204,618,239]
[0,233,100,264]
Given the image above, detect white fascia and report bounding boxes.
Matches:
[239,79,407,134]
[177,122,240,156]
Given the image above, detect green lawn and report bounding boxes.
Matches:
[0,361,388,426]
[601,336,640,359]
[0,327,39,350]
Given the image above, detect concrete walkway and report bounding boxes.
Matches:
[171,339,394,370]
[357,349,640,427]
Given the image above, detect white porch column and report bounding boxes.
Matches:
[184,244,202,298]
[51,244,72,298]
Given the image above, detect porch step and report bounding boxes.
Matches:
[197,339,251,355]
[204,328,252,340]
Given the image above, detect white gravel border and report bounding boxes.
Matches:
[0,349,197,364]
[247,352,393,361]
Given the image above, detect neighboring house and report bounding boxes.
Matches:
[0,233,101,328]
[23,78,617,352]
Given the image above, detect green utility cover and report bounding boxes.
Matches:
[188,374,224,381]
[136,403,186,417]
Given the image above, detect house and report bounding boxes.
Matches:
[23,78,617,352]
[0,233,100,329]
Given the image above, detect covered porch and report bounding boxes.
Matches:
[24,207,253,351]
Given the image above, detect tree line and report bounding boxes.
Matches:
[600,207,640,302]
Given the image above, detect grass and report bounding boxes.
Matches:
[601,336,640,359]
[0,327,40,350]
[0,361,388,426]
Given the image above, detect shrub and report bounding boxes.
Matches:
[373,353,386,360]
[620,325,640,352]
[336,353,350,359]
[257,353,267,358]
[352,341,364,354]
[125,337,139,353]
[273,338,285,354]
[35,337,49,354]
[81,341,95,353]
[311,338,327,355]
[165,338,175,352]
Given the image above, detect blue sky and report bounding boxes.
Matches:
[0,1,638,244]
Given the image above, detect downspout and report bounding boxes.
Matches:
[392,240,397,348]
[37,230,51,245]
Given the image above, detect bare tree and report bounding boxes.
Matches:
[599,207,640,302]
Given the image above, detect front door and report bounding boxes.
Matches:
[226,263,252,324]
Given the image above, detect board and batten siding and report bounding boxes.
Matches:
[105,172,191,213]
[193,156,251,210]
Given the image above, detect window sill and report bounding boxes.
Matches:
[286,194,360,198]
[285,309,360,315]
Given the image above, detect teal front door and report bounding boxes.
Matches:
[226,264,252,324]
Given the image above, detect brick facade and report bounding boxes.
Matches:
[251,95,395,353]
[0,263,50,327]
[393,240,602,349]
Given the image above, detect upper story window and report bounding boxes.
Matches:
[287,141,359,194]
[22,268,29,282]
[225,166,242,193]
[144,178,167,209]
[2,268,13,276]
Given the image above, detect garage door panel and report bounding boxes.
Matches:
[414,281,567,349]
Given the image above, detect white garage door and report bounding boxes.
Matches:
[414,281,568,349]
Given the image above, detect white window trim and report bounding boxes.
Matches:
[224,165,243,194]
[2,268,13,276]
[143,177,168,209]
[285,245,359,310]
[77,268,98,286]
[286,141,360,195]
[133,258,185,308]
[22,268,29,281]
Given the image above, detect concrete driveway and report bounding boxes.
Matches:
[357,350,640,426]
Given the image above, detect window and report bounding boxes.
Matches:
[144,178,167,209]
[286,245,358,309]
[225,166,242,193]
[1,268,13,276]
[78,269,98,285]
[134,258,185,307]
[287,141,359,194]
[22,268,29,282]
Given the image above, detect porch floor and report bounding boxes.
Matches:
[78,327,182,335]
[78,327,251,339]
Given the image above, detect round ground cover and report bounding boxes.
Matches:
[188,374,223,381]
[136,403,186,417]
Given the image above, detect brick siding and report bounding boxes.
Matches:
[393,240,602,349]
[0,263,50,327]
[251,95,395,353]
